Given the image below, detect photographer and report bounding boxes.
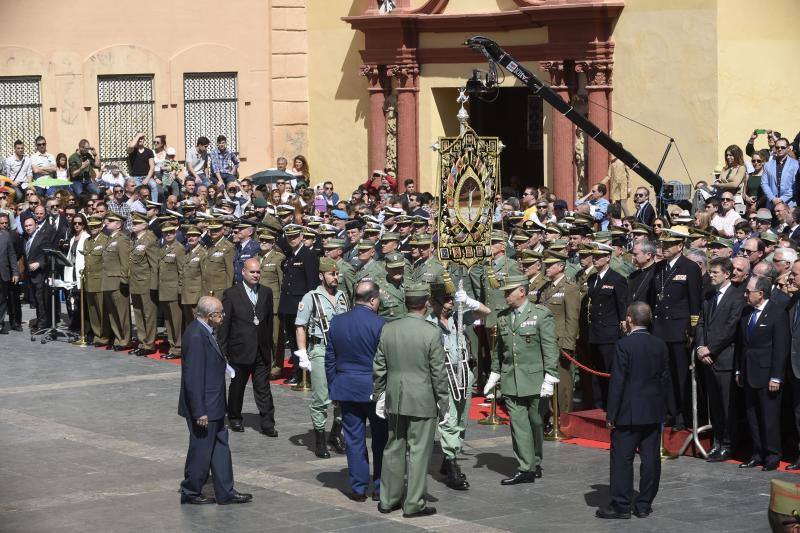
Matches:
[67,140,100,196]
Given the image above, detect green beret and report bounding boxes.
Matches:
[319,257,337,273]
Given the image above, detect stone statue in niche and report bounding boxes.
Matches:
[378,0,396,14]
[574,127,586,198]
[384,94,397,173]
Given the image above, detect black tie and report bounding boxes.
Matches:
[50,215,55,226]
[709,290,720,317]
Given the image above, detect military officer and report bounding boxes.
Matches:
[374,283,450,518]
[586,244,628,409]
[278,224,320,383]
[537,250,581,428]
[179,225,206,331]
[101,212,132,351]
[233,222,260,284]
[258,230,285,379]
[650,226,702,430]
[428,283,490,491]
[484,274,559,485]
[294,257,349,458]
[128,212,160,357]
[353,239,382,282]
[203,219,235,297]
[410,234,445,286]
[519,249,547,302]
[396,216,414,260]
[374,252,406,322]
[82,215,110,347]
[157,222,184,359]
[485,229,522,326]
[323,238,355,299]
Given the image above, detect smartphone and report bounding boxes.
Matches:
[755,129,767,135]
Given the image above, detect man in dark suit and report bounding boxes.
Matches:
[735,275,790,471]
[178,296,252,505]
[787,260,800,470]
[43,197,71,247]
[597,302,669,520]
[650,228,702,430]
[325,280,388,502]
[217,257,277,436]
[22,216,54,329]
[0,213,19,334]
[694,257,745,462]
[633,187,656,227]
[586,244,628,409]
[278,224,320,384]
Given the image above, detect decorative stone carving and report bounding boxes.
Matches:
[359,64,382,88]
[539,60,566,89]
[388,64,420,88]
[384,94,397,173]
[576,60,614,89]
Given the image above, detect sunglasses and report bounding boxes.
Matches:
[776,145,788,150]
[751,159,763,163]
[36,142,46,147]
[721,198,734,202]
[634,193,646,197]
[73,221,84,226]
[29,201,40,205]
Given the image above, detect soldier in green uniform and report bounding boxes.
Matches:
[374,252,406,322]
[410,234,445,286]
[294,257,349,458]
[157,222,184,359]
[203,219,235,297]
[179,225,206,331]
[484,274,559,485]
[486,229,522,324]
[519,249,547,302]
[374,283,450,518]
[537,250,581,439]
[354,240,381,283]
[82,215,110,346]
[323,238,355,300]
[428,283,491,491]
[101,212,132,350]
[128,212,160,357]
[258,230,285,378]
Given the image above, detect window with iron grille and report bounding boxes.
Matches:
[0,77,42,156]
[98,75,154,173]
[184,73,238,156]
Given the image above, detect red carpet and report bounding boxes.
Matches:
[469,395,510,425]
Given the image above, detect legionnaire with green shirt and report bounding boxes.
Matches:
[179,225,206,331]
[82,215,110,346]
[294,257,350,458]
[374,283,450,518]
[157,222,184,359]
[101,212,132,350]
[203,219,235,297]
[409,233,445,286]
[484,274,559,485]
[519,249,547,303]
[537,250,581,425]
[374,252,406,321]
[258,230,285,378]
[323,238,355,300]
[128,212,160,357]
[428,283,491,491]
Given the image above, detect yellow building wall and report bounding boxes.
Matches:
[0,0,305,175]
[717,0,800,165]
[612,0,719,193]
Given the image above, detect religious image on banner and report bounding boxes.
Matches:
[436,125,501,268]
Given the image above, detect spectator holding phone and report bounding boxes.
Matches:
[68,139,100,196]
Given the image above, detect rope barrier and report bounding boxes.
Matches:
[560,349,610,379]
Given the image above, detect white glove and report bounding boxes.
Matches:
[375,392,386,419]
[483,371,501,397]
[294,349,311,372]
[455,289,480,311]
[438,403,450,427]
[540,373,560,398]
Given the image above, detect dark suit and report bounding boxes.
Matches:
[24,225,55,328]
[7,230,23,328]
[0,230,19,328]
[325,304,387,496]
[278,244,319,358]
[788,297,800,458]
[694,283,745,450]
[634,201,656,227]
[233,238,260,284]
[606,329,669,514]
[650,254,702,426]
[217,282,276,432]
[627,264,654,304]
[587,267,628,409]
[178,319,235,501]
[735,300,790,467]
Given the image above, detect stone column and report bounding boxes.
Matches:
[389,63,419,188]
[582,61,613,189]
[541,61,574,205]
[360,64,388,174]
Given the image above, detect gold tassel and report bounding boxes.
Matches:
[487,268,500,289]
[443,270,456,295]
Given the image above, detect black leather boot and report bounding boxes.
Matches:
[314,429,330,458]
[445,459,469,490]
[328,421,346,454]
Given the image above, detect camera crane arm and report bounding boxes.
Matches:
[464,36,665,197]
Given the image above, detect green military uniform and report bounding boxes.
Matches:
[485,253,522,328]
[374,252,407,322]
[157,229,185,357]
[610,254,635,278]
[179,237,206,331]
[129,227,160,351]
[374,283,450,516]
[527,272,548,303]
[493,275,559,474]
[295,273,349,431]
[354,257,382,284]
[101,226,131,348]
[82,222,110,345]
[203,232,235,297]
[409,234,445,287]
[259,242,285,368]
[336,257,356,300]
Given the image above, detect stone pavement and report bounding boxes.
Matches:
[0,319,788,532]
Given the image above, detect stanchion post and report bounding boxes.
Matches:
[545,383,566,441]
[660,424,678,461]
[292,369,312,391]
[74,269,87,347]
[478,326,507,426]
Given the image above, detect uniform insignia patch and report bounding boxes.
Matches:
[298,302,305,311]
